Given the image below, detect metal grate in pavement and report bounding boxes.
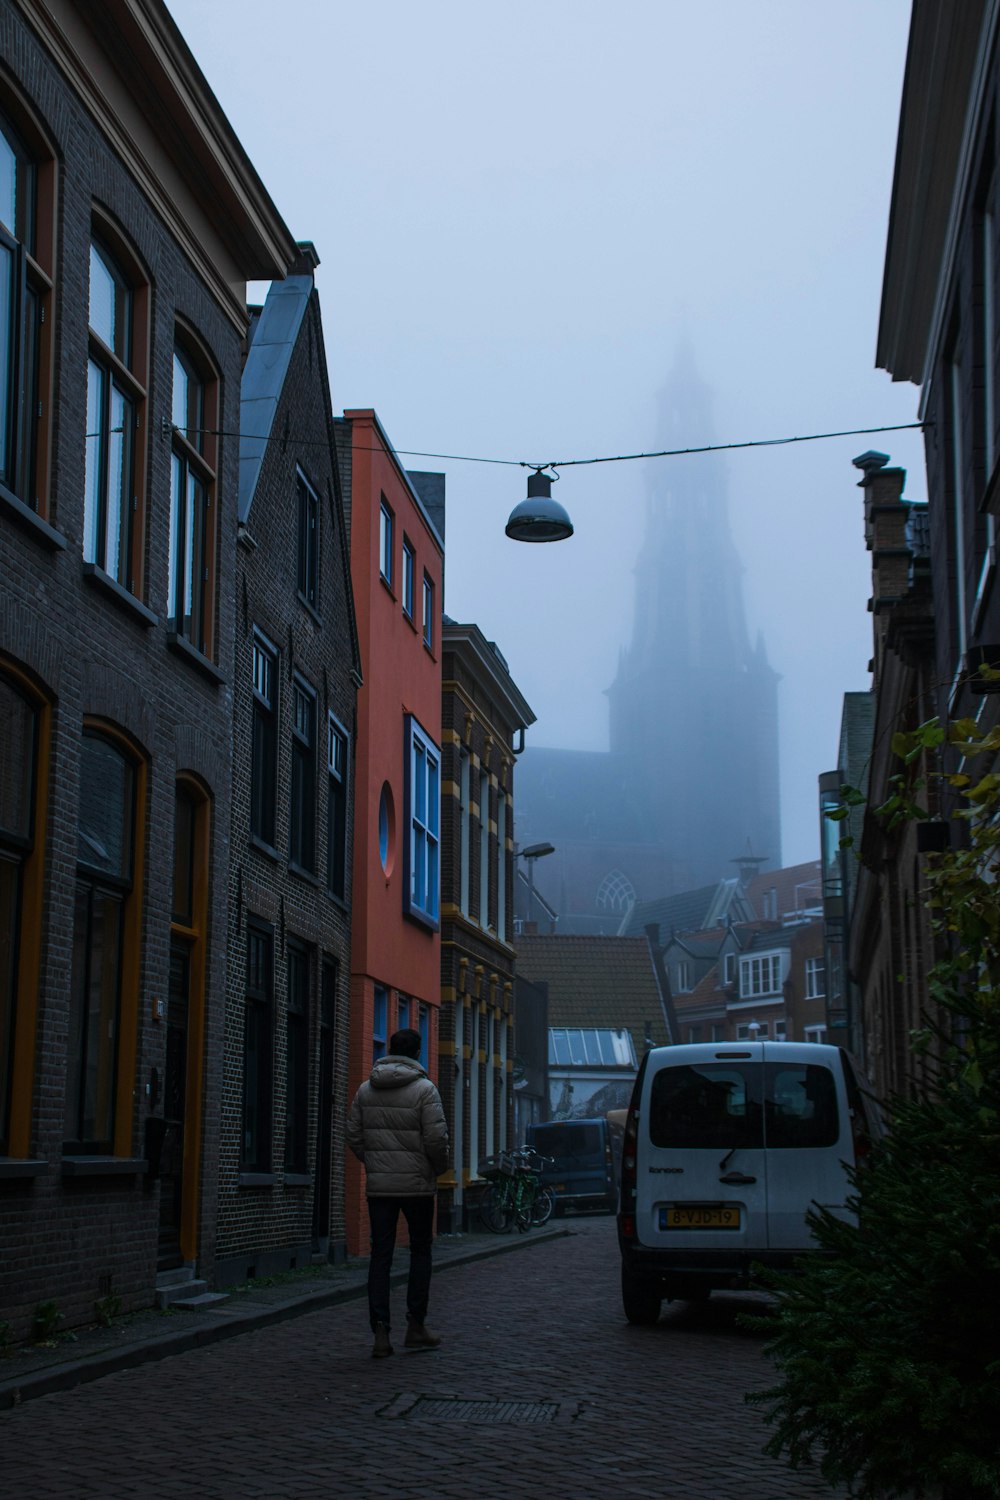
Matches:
[379,1392,573,1425]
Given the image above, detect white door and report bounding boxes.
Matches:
[761,1043,854,1251]
[638,1048,768,1253]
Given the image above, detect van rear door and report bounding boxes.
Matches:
[638,1050,768,1253]
[762,1044,853,1251]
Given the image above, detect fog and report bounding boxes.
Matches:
[168,0,922,868]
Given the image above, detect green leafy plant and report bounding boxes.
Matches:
[32,1299,63,1343]
[747,715,1000,1499]
[93,1293,123,1328]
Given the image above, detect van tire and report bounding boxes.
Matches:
[621,1266,662,1326]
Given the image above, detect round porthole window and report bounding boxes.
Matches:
[378,782,395,875]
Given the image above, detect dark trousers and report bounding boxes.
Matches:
[366,1195,435,1331]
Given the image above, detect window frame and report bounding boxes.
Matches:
[326,711,349,902]
[285,940,310,1174]
[65,723,145,1157]
[373,984,388,1064]
[243,920,275,1172]
[84,222,149,599]
[0,97,55,524]
[290,675,317,875]
[422,570,435,651]
[0,661,49,1159]
[404,713,441,930]
[401,535,415,620]
[296,467,319,612]
[250,631,279,851]
[379,496,394,588]
[168,332,219,658]
[805,956,826,1000]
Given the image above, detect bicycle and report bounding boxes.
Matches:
[478,1148,556,1233]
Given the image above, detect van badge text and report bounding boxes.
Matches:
[649,1166,684,1174]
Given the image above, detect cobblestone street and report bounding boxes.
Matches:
[1,1217,845,1499]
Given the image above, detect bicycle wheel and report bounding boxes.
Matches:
[530,1187,556,1227]
[479,1183,512,1233]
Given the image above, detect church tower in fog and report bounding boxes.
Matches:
[516,346,782,929]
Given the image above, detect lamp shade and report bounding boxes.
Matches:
[505,470,574,543]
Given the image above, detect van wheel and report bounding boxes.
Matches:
[621,1266,662,1326]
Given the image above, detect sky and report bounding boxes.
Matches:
[168,0,923,868]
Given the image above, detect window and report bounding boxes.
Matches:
[405,715,440,927]
[740,953,783,998]
[422,571,435,650]
[0,103,53,517]
[723,952,736,985]
[327,714,349,901]
[169,340,217,656]
[402,537,415,619]
[459,749,470,916]
[766,1063,838,1148]
[687,1025,702,1044]
[711,1023,726,1042]
[296,470,319,609]
[373,984,388,1064]
[650,1063,761,1151]
[737,1021,769,1039]
[285,942,310,1173]
[418,1003,429,1068]
[169,776,210,1254]
[290,678,317,873]
[251,634,278,848]
[596,869,636,912]
[479,768,490,928]
[379,497,393,586]
[676,960,691,993]
[0,666,44,1157]
[66,730,139,1153]
[85,235,147,595]
[805,957,826,999]
[804,1024,827,1045]
[378,782,394,874]
[496,789,507,941]
[243,922,274,1171]
[774,1020,788,1041]
[548,1027,636,1067]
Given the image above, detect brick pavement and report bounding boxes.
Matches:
[1,1217,846,1500]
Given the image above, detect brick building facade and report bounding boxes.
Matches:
[214,253,360,1283]
[335,414,445,1255]
[437,619,534,1232]
[0,0,295,1336]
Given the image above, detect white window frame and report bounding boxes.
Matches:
[739,952,783,999]
[805,956,825,1000]
[676,960,691,993]
[804,1024,827,1044]
[379,497,393,586]
[402,535,415,618]
[404,713,440,928]
[497,789,507,941]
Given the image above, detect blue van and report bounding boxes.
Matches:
[526,1117,618,1213]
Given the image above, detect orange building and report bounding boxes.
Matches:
[335,411,445,1252]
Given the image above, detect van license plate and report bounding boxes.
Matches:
[661,1205,741,1230]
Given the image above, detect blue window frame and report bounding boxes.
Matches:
[404,714,440,928]
[402,537,415,619]
[373,985,387,1063]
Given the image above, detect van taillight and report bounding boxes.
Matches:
[620,1213,635,1240]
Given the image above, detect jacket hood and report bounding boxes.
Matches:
[369,1055,428,1090]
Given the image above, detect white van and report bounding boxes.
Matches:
[618,1041,877,1324]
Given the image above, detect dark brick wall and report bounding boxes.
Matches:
[0,1,244,1337]
[217,289,357,1281]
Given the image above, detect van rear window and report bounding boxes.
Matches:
[648,1062,839,1150]
[649,1065,762,1150]
[530,1123,601,1157]
[766,1064,838,1148]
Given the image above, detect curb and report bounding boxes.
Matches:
[0,1225,570,1411]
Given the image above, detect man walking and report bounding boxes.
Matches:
[346,1027,450,1358]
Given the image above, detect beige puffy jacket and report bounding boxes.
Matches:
[346,1055,450,1197]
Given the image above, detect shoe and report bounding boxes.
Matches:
[404,1320,441,1351]
[372,1322,393,1359]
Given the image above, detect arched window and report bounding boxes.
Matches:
[169,332,219,658]
[0,663,47,1158]
[596,868,637,913]
[84,218,149,597]
[65,727,143,1155]
[0,95,55,518]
